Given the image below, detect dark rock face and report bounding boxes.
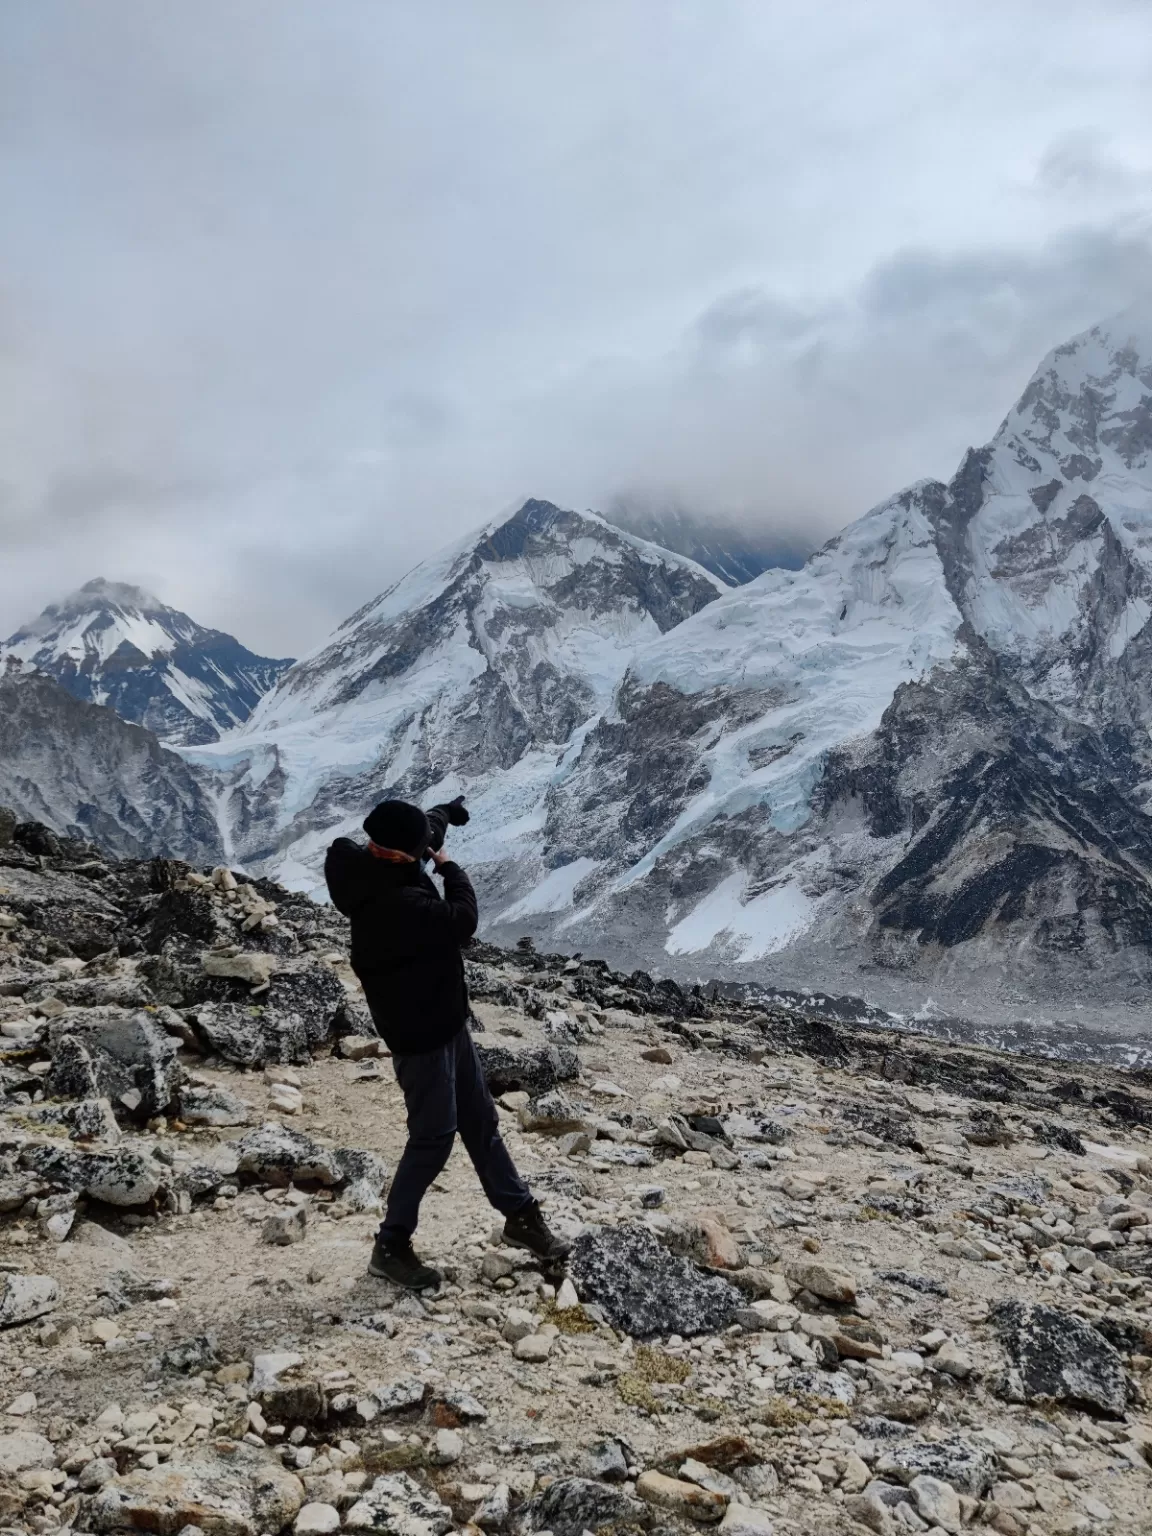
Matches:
[568,1223,742,1339]
[474,1042,580,1098]
[991,1299,1129,1417]
[520,1476,652,1536]
[0,668,224,864]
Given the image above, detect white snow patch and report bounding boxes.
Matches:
[666,873,815,961]
[494,858,600,922]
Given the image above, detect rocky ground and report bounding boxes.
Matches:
[0,811,1150,1536]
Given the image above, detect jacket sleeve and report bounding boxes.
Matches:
[437,860,478,942]
[323,838,363,915]
[424,795,469,853]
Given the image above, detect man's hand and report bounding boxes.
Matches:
[429,846,450,869]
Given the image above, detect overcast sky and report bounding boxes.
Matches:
[2,1,1151,656]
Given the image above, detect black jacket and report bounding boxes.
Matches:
[323,839,478,1056]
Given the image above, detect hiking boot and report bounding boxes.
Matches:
[503,1200,572,1262]
[368,1236,441,1290]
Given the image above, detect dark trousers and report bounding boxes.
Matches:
[379,1026,532,1244]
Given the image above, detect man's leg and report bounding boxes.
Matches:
[378,1041,458,1246]
[452,1027,533,1217]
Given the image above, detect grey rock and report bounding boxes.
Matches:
[991,1298,1129,1417]
[263,1204,308,1245]
[193,1001,309,1067]
[784,1369,857,1406]
[518,1089,588,1134]
[0,1274,58,1329]
[475,1042,580,1098]
[344,1470,453,1535]
[568,1222,742,1338]
[20,1142,162,1206]
[158,1334,219,1375]
[520,1476,651,1536]
[179,1085,252,1127]
[264,965,346,1046]
[874,1437,998,1497]
[587,1439,629,1482]
[231,1124,342,1185]
[47,1010,182,1119]
[429,1385,488,1423]
[0,1429,55,1474]
[20,1095,121,1142]
[87,1441,304,1534]
[370,1377,428,1415]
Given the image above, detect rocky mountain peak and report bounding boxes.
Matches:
[198,499,723,875]
[3,581,294,748]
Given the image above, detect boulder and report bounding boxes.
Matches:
[520,1477,651,1536]
[0,1430,54,1474]
[719,1507,774,1536]
[475,1042,579,1098]
[47,1010,182,1118]
[783,1259,856,1303]
[343,1471,453,1535]
[568,1223,742,1338]
[517,1090,589,1134]
[193,1002,309,1067]
[991,1299,1129,1418]
[21,1096,120,1142]
[179,1086,252,1127]
[264,966,346,1046]
[20,1143,162,1206]
[636,1470,726,1521]
[874,1437,998,1497]
[87,1443,304,1536]
[231,1125,342,1186]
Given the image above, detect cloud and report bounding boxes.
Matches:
[1,2,1151,654]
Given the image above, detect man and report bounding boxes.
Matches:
[324,795,570,1289]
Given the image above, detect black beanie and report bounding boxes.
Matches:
[363,799,431,856]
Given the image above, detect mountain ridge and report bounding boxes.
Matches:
[3,577,294,747]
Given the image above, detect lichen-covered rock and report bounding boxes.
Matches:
[19,1143,162,1206]
[475,1042,579,1098]
[20,1096,121,1142]
[88,1443,304,1536]
[157,1334,220,1374]
[264,965,346,1046]
[0,1274,59,1328]
[232,1124,343,1185]
[874,1437,998,1496]
[343,1471,453,1534]
[521,1476,652,1536]
[569,1222,742,1338]
[179,1085,252,1127]
[517,1089,589,1134]
[991,1299,1129,1418]
[193,1001,309,1066]
[47,1010,182,1118]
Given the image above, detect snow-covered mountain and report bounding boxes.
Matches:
[0,661,224,863]
[498,309,1152,1013]
[142,309,1152,1021]
[2,579,293,747]
[189,499,724,883]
